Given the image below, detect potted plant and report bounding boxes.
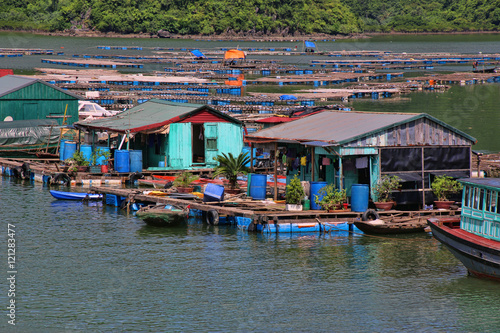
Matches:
[431,175,463,209]
[89,148,111,173]
[212,152,251,194]
[285,174,305,211]
[173,171,199,193]
[373,175,402,210]
[65,151,89,172]
[315,183,347,212]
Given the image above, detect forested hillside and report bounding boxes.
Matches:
[0,0,499,36]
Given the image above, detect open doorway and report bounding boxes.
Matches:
[192,124,205,164]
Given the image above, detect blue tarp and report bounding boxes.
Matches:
[279,94,298,100]
[304,41,316,48]
[190,49,206,58]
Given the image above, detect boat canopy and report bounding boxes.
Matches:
[0,119,59,148]
[190,49,206,59]
[304,41,316,48]
[224,49,245,60]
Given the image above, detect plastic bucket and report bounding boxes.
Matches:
[63,142,77,161]
[249,174,267,200]
[95,147,110,165]
[129,150,143,173]
[59,140,66,161]
[114,150,130,173]
[158,161,165,168]
[80,144,92,164]
[351,184,369,212]
[310,181,328,210]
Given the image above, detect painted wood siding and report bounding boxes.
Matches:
[168,123,192,169]
[0,82,78,125]
[216,122,244,157]
[344,118,473,148]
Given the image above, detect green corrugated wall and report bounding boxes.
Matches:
[0,82,79,125]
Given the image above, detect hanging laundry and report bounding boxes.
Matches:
[300,156,307,166]
[356,157,368,169]
[322,157,331,165]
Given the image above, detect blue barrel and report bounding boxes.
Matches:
[59,140,66,161]
[95,147,110,165]
[310,181,328,210]
[158,161,165,168]
[249,174,267,200]
[351,184,369,212]
[114,150,130,173]
[80,144,92,164]
[63,142,77,161]
[129,150,143,173]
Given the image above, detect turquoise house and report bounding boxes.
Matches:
[75,99,244,170]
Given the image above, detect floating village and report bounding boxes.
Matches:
[1,41,500,245]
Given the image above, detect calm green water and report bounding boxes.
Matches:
[1,34,500,331]
[2,177,500,332]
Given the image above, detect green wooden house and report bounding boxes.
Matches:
[0,75,80,125]
[75,99,244,170]
[245,110,477,208]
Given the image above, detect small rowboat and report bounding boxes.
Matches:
[50,190,102,200]
[136,204,189,227]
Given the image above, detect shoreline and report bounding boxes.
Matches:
[2,29,499,41]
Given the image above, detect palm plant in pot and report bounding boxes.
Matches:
[173,171,199,193]
[315,183,347,212]
[431,175,463,209]
[373,175,402,210]
[285,174,305,211]
[212,152,251,194]
[65,151,89,173]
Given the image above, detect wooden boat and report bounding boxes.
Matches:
[354,209,458,235]
[136,204,189,227]
[428,178,500,281]
[50,190,102,200]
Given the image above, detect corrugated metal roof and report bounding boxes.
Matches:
[76,99,242,133]
[0,75,81,99]
[245,110,476,144]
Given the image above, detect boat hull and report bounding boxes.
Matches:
[428,218,500,281]
[136,206,188,227]
[50,190,102,200]
[354,220,427,234]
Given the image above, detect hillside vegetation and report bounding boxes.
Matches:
[0,0,499,35]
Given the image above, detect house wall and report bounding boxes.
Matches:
[344,118,472,147]
[0,82,79,125]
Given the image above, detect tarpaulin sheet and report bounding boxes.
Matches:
[0,119,59,147]
[279,94,298,100]
[305,41,316,48]
[224,49,245,60]
[190,49,205,58]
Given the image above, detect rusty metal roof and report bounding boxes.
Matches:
[245,110,476,144]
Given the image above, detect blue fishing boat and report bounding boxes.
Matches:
[50,190,103,200]
[428,178,500,281]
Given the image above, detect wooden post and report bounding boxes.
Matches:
[311,147,315,182]
[250,142,254,173]
[274,142,278,201]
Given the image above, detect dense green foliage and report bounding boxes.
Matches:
[0,0,498,34]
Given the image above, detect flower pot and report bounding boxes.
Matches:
[101,164,109,173]
[374,201,394,211]
[76,166,88,172]
[177,187,194,193]
[286,204,303,211]
[434,200,454,209]
[89,165,101,174]
[225,188,240,195]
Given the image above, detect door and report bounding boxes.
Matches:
[204,124,218,166]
